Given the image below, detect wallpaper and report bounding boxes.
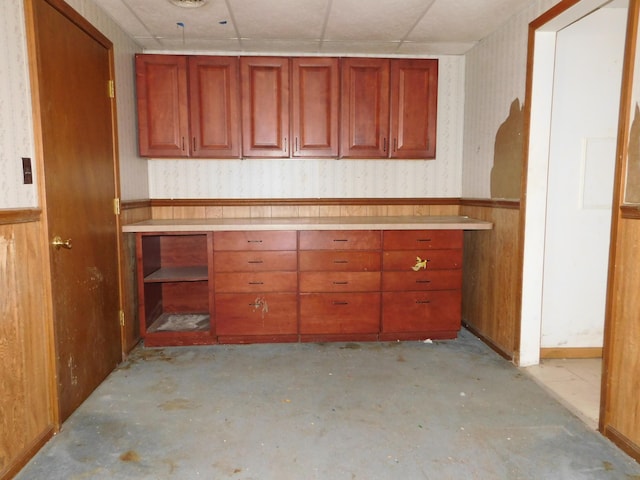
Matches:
[0,1,37,208]
[148,55,465,199]
[462,0,560,199]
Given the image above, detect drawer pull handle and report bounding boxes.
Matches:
[333,301,349,305]
[249,281,264,285]
[333,260,348,264]
[416,280,431,284]
[412,257,428,271]
[417,238,432,242]
[248,260,264,264]
[249,296,269,318]
[333,239,348,242]
[247,239,263,243]
[333,281,348,285]
[416,300,431,304]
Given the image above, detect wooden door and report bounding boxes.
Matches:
[30,0,123,422]
[340,57,390,158]
[240,57,290,157]
[291,57,339,157]
[389,59,438,159]
[136,54,189,157]
[189,56,241,158]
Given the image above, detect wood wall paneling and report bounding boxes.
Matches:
[0,218,55,479]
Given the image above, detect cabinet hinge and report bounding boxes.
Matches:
[108,80,115,99]
[119,310,125,327]
[113,198,121,215]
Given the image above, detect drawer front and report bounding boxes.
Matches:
[381,291,461,332]
[214,272,297,293]
[215,293,298,336]
[383,249,462,270]
[299,272,380,293]
[214,251,297,272]
[214,231,297,251]
[299,293,380,334]
[382,270,462,292]
[299,250,381,272]
[383,230,463,250]
[299,230,381,250]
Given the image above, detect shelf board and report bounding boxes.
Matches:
[147,312,210,333]
[144,266,208,283]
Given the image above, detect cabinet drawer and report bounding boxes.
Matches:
[382,270,462,291]
[299,230,381,250]
[299,293,380,334]
[299,250,380,272]
[214,251,297,272]
[383,230,462,250]
[383,249,462,270]
[214,231,297,251]
[299,272,380,293]
[214,272,297,292]
[381,291,460,332]
[215,293,298,336]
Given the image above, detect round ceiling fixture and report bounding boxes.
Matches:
[169,0,208,8]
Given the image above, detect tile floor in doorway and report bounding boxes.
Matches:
[524,358,602,430]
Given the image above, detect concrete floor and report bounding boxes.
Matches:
[16,329,640,480]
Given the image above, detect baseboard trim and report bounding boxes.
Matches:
[603,425,640,464]
[0,425,55,480]
[540,347,602,359]
[462,322,514,362]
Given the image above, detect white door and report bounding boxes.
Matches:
[540,7,625,349]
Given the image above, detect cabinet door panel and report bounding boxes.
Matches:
[214,272,298,293]
[136,54,189,157]
[383,250,462,271]
[215,293,298,335]
[241,57,290,157]
[299,272,381,293]
[299,250,381,271]
[214,251,297,272]
[189,56,240,158]
[382,290,460,332]
[299,293,380,334]
[383,230,462,250]
[292,57,339,157]
[340,58,389,158]
[390,59,438,159]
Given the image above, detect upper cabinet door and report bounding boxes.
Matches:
[240,57,290,158]
[136,54,189,157]
[189,56,241,158]
[340,58,390,158]
[291,57,340,158]
[389,59,438,159]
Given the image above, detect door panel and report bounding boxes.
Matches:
[32,0,122,422]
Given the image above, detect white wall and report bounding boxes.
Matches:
[0,0,147,209]
[147,56,465,199]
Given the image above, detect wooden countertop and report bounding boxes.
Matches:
[122,215,493,232]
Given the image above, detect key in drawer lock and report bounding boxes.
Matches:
[249,296,269,318]
[412,257,429,271]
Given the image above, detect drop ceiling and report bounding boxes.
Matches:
[92,0,537,55]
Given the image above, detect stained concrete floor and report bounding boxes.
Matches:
[16,329,640,480]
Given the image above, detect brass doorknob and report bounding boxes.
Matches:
[52,235,73,250]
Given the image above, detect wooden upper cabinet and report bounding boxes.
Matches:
[291,57,340,157]
[135,54,240,158]
[240,57,290,158]
[189,56,241,158]
[390,59,438,159]
[340,58,390,158]
[136,54,189,157]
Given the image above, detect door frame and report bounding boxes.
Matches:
[24,0,125,426]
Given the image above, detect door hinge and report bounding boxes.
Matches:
[119,310,125,327]
[108,80,115,99]
[113,198,121,215]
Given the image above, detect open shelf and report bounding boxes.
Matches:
[146,312,210,333]
[144,266,208,283]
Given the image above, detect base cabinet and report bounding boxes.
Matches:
[135,228,465,346]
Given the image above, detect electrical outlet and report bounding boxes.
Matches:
[22,157,33,184]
